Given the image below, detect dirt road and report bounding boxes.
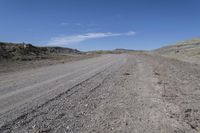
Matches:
[0,54,200,133]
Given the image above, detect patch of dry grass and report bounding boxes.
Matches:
[155,38,200,64]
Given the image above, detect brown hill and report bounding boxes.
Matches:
[0,42,81,61]
[154,38,200,64]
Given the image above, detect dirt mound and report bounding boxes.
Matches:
[0,42,81,61]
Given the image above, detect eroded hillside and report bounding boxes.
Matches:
[0,42,81,61]
[154,38,200,64]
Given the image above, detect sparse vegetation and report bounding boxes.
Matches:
[87,49,144,54]
[0,42,98,73]
[0,42,81,61]
[154,38,200,64]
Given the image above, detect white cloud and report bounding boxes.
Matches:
[60,22,69,26]
[126,31,135,36]
[47,31,135,46]
[60,22,82,26]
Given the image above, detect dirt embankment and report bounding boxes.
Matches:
[0,42,81,61]
[0,42,97,73]
[154,38,200,64]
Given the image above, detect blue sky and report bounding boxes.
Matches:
[0,0,200,51]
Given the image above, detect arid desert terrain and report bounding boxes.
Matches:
[0,39,200,133]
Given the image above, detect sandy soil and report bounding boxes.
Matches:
[0,53,200,133]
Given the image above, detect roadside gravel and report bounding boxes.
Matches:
[0,53,200,133]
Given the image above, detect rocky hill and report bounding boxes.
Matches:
[0,42,81,61]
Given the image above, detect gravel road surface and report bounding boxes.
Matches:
[0,54,200,133]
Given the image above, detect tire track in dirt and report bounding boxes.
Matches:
[1,53,200,133]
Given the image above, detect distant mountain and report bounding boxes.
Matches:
[114,48,137,52]
[154,38,200,64]
[87,48,142,54]
[0,42,82,61]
